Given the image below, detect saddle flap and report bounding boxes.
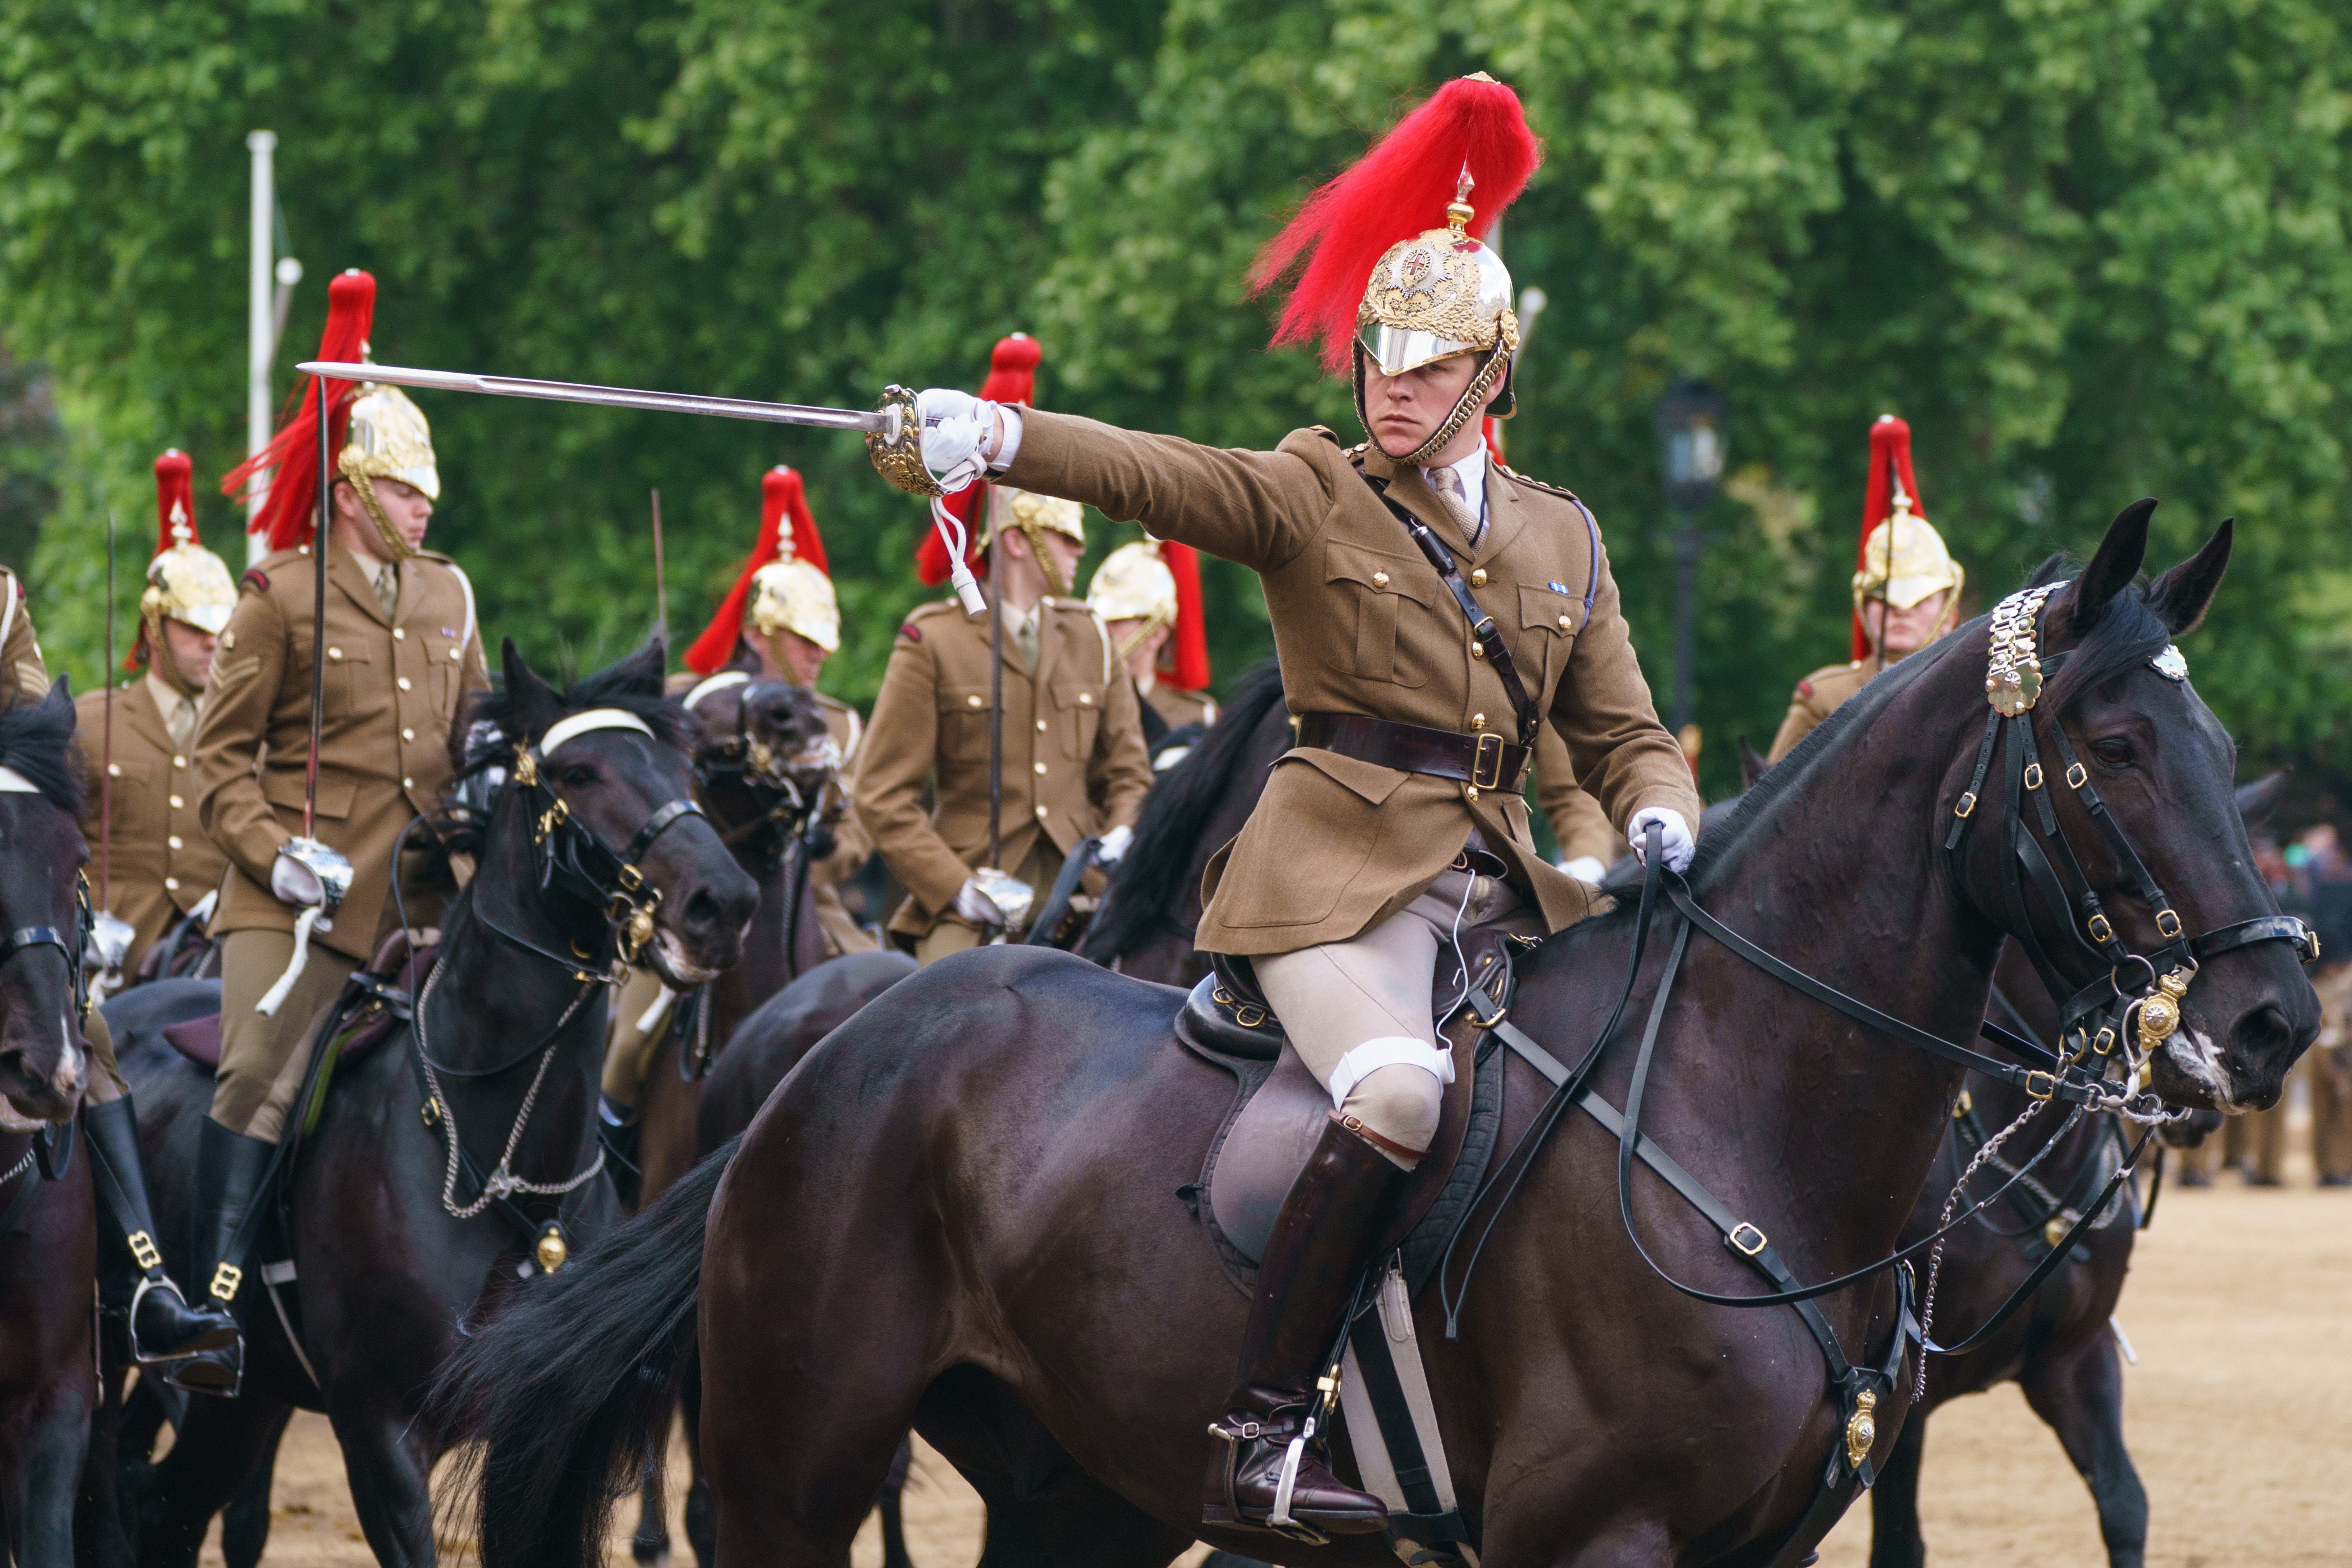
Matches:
[162,1013,223,1068]
[1174,974,1284,1063]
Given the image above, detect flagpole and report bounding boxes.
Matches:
[246,131,276,568]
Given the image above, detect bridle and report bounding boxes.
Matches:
[685,671,831,877]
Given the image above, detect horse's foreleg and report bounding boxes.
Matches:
[137,1395,288,1568]
[631,1394,673,1565]
[2020,1331,2146,1568]
[1866,1405,1931,1568]
[0,1365,95,1568]
[220,1406,291,1568]
[329,1397,439,1568]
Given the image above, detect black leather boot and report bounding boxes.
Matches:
[1202,1110,1407,1539]
[175,1118,275,1396]
[85,1096,241,1362]
[599,1093,642,1208]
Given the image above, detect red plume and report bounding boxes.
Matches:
[1250,76,1541,373]
[222,270,376,551]
[1162,541,1211,691]
[686,466,831,675]
[915,333,1041,586]
[1481,417,1505,467]
[153,449,197,553]
[1850,415,1924,661]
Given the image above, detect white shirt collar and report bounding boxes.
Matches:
[142,668,195,722]
[1424,449,1489,525]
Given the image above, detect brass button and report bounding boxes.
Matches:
[1559,615,1572,631]
[403,777,414,789]
[967,695,983,708]
[397,676,411,691]
[163,876,179,891]
[1035,805,1048,819]
[172,755,186,769]
[401,727,415,741]
[168,794,184,809]
[107,763,121,778]
[393,627,405,640]
[1034,761,1047,775]
[1372,570,1390,588]
[1471,714,1485,730]
[1470,569,1487,588]
[1077,692,1092,706]
[1036,719,1047,732]
[327,646,343,660]
[1466,785,1481,801]
[1471,643,1485,659]
[168,835,182,850]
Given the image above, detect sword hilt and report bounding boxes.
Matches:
[865,385,940,497]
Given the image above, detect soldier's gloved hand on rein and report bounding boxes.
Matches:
[270,847,327,906]
[1094,824,1134,866]
[1627,807,1696,874]
[952,875,1009,928]
[915,389,1002,493]
[1558,855,1607,885]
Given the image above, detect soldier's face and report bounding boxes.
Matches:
[758,629,828,689]
[1107,618,1169,683]
[331,476,433,557]
[1363,352,1494,462]
[160,618,217,688]
[1862,590,1951,658]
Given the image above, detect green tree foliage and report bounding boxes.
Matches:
[3,0,2348,802]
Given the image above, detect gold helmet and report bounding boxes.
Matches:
[138,451,237,687]
[748,557,839,656]
[1251,75,1540,466]
[684,466,840,675]
[1849,416,1963,646]
[1086,539,1177,659]
[982,487,1086,597]
[338,380,440,561]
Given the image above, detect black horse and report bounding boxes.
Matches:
[436,504,2318,1568]
[0,682,102,1568]
[107,640,757,1568]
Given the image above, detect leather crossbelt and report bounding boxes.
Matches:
[1296,712,1531,794]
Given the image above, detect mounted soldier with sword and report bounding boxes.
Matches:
[298,76,1697,1538]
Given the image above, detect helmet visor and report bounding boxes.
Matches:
[1358,324,1476,379]
[170,603,233,636]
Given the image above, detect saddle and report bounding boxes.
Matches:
[157,931,432,1096]
[1173,912,1540,1297]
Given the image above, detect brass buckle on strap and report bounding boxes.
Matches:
[1726,1222,1769,1256]
[1471,731,1505,792]
[2024,1070,2058,1102]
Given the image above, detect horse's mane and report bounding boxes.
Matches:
[1080,660,1286,962]
[457,642,696,775]
[0,683,85,816]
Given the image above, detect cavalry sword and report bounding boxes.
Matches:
[295,361,986,613]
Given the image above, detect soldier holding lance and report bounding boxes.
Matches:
[858,335,1155,964]
[186,269,488,1387]
[1767,415,1965,763]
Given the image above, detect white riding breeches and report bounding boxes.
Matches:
[1253,868,1523,1169]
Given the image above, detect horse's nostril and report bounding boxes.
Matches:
[683,888,720,933]
[2232,1002,2296,1060]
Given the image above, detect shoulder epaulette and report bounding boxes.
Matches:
[1496,463,1583,504]
[240,569,270,595]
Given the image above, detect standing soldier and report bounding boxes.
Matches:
[186,269,487,1387]
[903,78,1700,1534]
[862,334,1154,964]
[1086,536,1218,756]
[1767,415,1964,762]
[74,450,245,1390]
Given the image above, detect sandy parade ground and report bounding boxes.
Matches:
[172,1115,2348,1568]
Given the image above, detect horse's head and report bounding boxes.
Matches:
[0,682,90,1124]
[1945,500,2319,1112]
[474,641,760,989]
[684,670,835,849]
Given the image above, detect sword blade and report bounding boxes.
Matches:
[296,362,890,434]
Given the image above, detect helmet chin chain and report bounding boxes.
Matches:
[1353,340,1516,468]
[339,459,420,562]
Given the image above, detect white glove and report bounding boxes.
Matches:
[952,875,1008,928]
[915,389,999,493]
[270,849,325,906]
[1095,824,1134,866]
[1559,855,1607,885]
[1627,807,1696,874]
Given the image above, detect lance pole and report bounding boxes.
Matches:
[305,374,330,839]
[101,511,115,909]
[650,488,668,650]
[246,132,276,568]
[986,486,1004,870]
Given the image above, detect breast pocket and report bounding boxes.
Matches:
[323,640,373,718]
[937,685,992,762]
[1050,675,1102,761]
[1323,541,1430,688]
[1518,584,1578,702]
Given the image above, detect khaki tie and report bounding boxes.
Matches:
[1425,464,1487,552]
[373,561,400,620]
[1010,608,1041,675]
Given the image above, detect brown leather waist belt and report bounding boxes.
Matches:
[1295,713,1532,794]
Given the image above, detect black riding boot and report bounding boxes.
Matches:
[174,1118,275,1396]
[85,1096,241,1362]
[599,1093,642,1208]
[1202,1110,1407,1539]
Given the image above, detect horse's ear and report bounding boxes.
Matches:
[2061,499,2155,635]
[42,675,73,723]
[607,637,668,699]
[1738,737,1770,791]
[2235,768,2287,830]
[501,638,563,740]
[2146,518,2232,637]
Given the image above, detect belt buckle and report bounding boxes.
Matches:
[1471,732,1505,792]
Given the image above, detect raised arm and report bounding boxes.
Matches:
[1000,410,1333,575]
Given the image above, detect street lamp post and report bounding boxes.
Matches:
[1655,378,1726,735]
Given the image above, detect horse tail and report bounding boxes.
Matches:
[432,1137,737,1568]
[1082,658,1287,963]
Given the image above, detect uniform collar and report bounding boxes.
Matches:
[330,545,395,627]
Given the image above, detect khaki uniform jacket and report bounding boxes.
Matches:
[76,676,229,970]
[1531,724,1627,870]
[857,595,1154,941]
[809,692,879,956]
[1767,658,1884,763]
[1002,410,1702,955]
[192,546,488,962]
[0,572,46,703]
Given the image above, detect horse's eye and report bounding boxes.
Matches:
[561,765,595,787]
[2092,737,2133,768]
